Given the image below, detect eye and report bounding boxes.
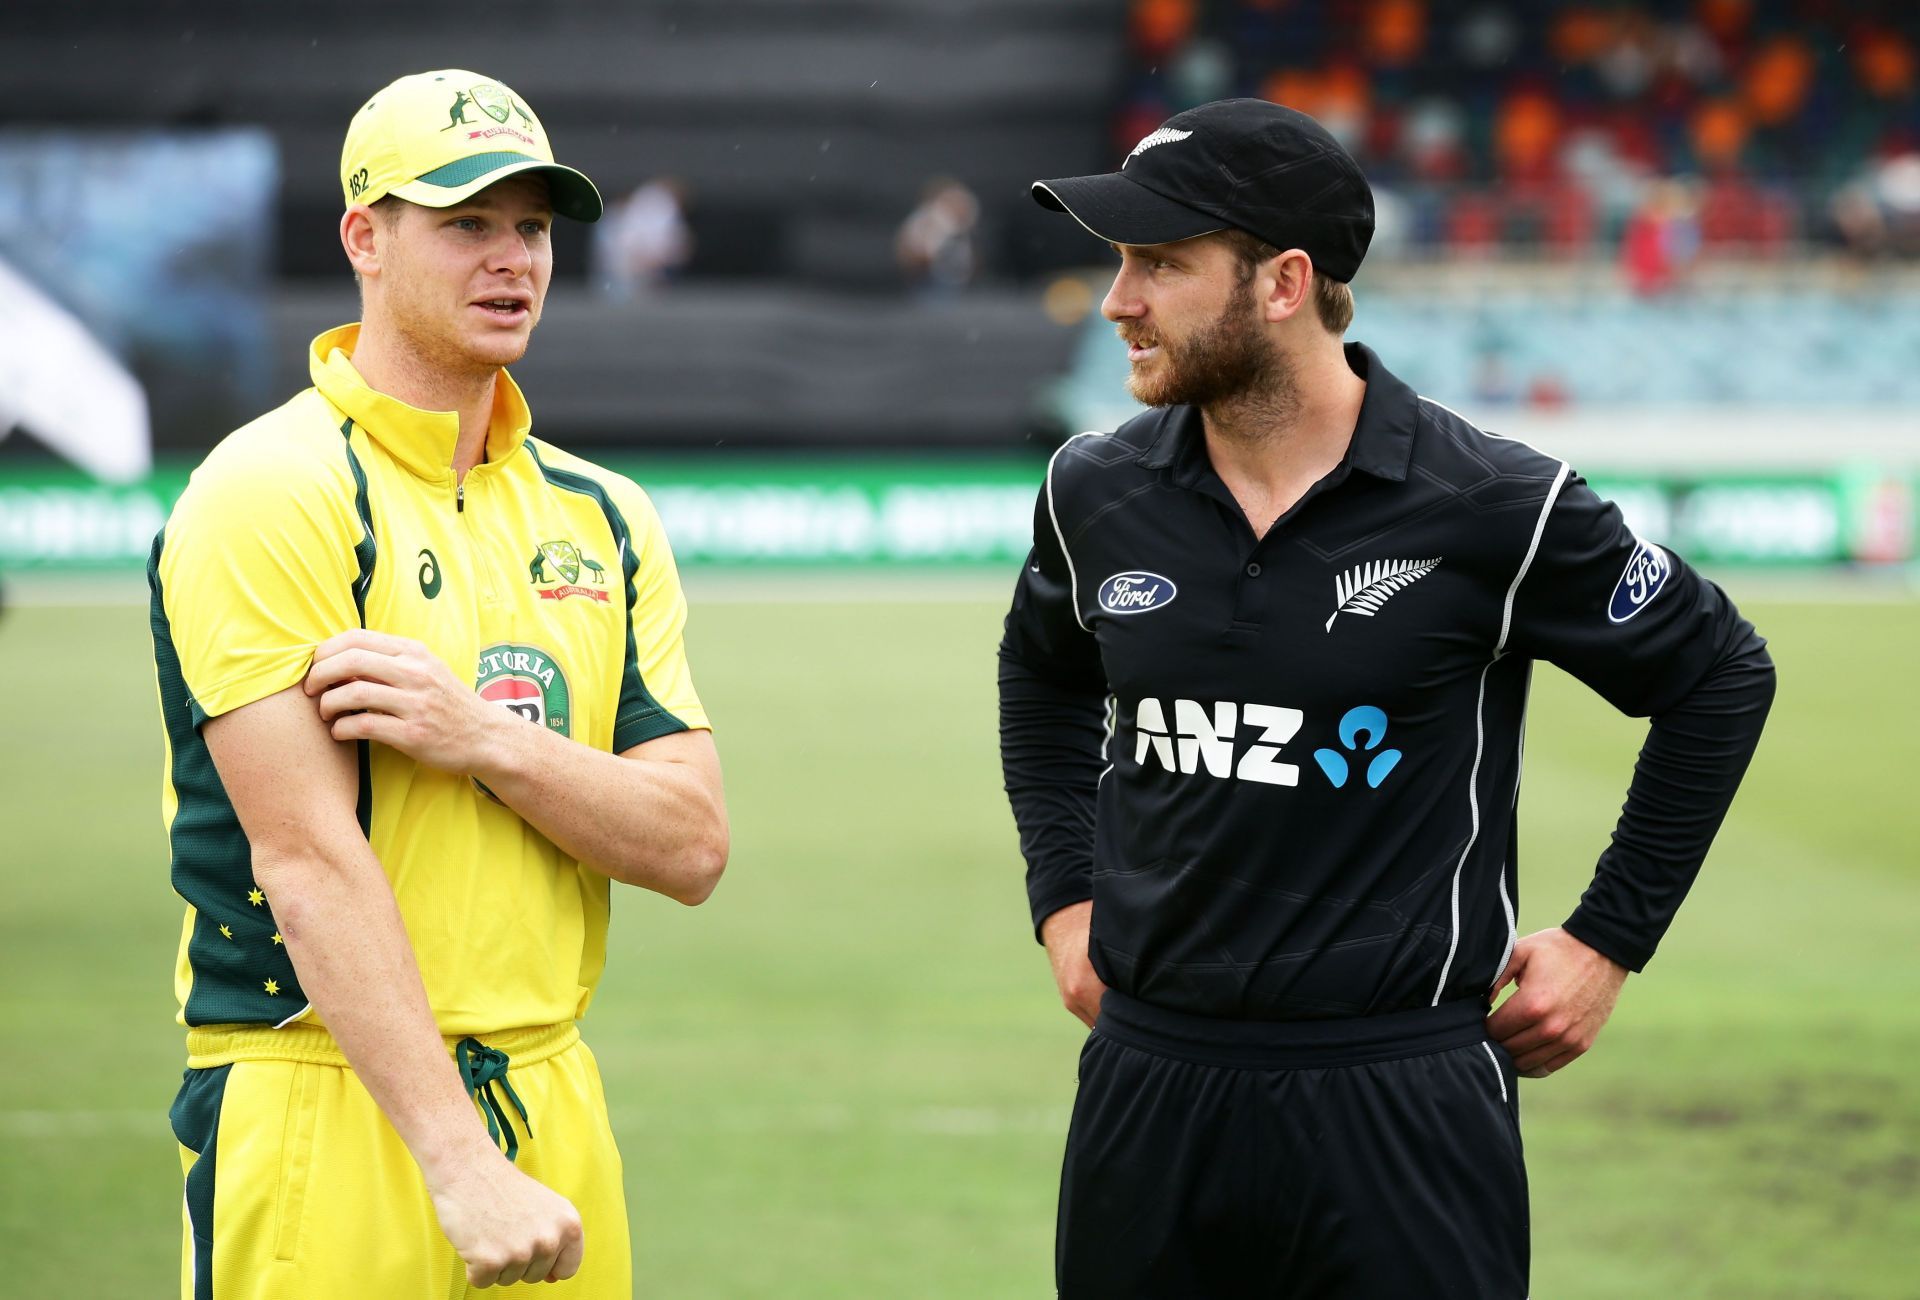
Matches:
[451,216,483,232]
[519,219,550,237]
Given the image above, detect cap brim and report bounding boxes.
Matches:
[391,153,604,223]
[1031,172,1225,248]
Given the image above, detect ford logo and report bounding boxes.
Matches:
[1608,540,1671,624]
[1098,570,1177,615]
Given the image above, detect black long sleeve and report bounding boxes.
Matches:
[998,470,1111,940]
[1562,627,1776,970]
[999,651,1108,937]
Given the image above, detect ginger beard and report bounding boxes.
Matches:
[1122,273,1297,413]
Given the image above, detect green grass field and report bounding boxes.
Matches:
[2,581,1915,1297]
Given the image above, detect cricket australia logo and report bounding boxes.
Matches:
[442,82,537,145]
[1126,127,1193,164]
[475,644,571,737]
[1325,557,1442,632]
[528,540,611,603]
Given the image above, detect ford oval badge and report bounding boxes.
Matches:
[1608,540,1671,624]
[1098,570,1177,616]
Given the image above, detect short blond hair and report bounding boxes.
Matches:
[1220,229,1354,335]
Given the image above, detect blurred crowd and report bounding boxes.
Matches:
[1118,0,1920,269]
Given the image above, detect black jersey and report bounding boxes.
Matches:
[999,343,1772,1021]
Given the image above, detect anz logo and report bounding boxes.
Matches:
[1133,699,1402,790]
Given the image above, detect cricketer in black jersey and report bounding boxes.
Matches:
[999,98,1774,1298]
[1003,344,1767,1019]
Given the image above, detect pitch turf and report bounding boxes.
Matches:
[2,583,1914,1297]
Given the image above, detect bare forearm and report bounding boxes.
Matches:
[472,719,727,902]
[304,631,726,902]
[257,847,495,1180]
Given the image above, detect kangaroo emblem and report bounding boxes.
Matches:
[441,90,473,131]
[529,552,548,583]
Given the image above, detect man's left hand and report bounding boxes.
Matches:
[1485,927,1629,1079]
[306,629,496,774]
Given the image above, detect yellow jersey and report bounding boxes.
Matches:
[149,323,709,1042]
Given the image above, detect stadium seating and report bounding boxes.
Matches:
[2,0,1127,281]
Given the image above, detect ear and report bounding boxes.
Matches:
[341,205,383,282]
[1257,249,1314,324]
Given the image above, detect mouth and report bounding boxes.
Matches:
[472,296,532,324]
[1125,340,1160,363]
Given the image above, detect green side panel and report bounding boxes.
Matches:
[526,441,688,751]
[150,532,305,1025]
[341,420,379,836]
[169,1063,232,1300]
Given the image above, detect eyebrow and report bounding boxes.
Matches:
[450,186,554,216]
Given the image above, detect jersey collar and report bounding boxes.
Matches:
[1136,341,1417,484]
[308,323,533,480]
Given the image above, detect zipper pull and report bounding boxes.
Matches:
[457,482,465,513]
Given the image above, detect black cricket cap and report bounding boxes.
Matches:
[1032,99,1375,282]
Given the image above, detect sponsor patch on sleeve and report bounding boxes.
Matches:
[1608,539,1671,624]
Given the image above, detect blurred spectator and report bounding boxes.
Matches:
[591,178,693,298]
[1853,26,1915,102]
[1364,0,1426,69]
[1471,344,1520,406]
[896,177,981,296]
[1131,0,1196,61]
[1830,154,1920,259]
[1740,34,1814,128]
[1621,178,1701,295]
[1496,89,1562,181]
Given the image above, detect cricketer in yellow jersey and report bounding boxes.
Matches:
[149,70,729,1296]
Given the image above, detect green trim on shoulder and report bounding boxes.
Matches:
[340,419,379,836]
[150,532,307,1025]
[169,1063,231,1300]
[524,442,689,751]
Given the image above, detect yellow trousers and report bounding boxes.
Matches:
[171,1021,630,1299]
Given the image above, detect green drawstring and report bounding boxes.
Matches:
[455,1037,533,1164]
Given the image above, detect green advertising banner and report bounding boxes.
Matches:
[0,458,1049,571]
[1,458,1911,571]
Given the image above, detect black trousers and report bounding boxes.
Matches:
[1057,992,1529,1299]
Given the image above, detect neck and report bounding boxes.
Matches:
[1200,340,1365,492]
[348,314,498,477]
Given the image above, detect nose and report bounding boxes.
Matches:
[1102,264,1143,322]
[489,228,533,278]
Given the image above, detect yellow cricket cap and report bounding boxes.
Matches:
[341,70,602,222]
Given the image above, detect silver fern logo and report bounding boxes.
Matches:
[1325,557,1442,632]
[1126,127,1193,164]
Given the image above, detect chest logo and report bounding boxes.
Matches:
[1325,557,1442,632]
[1608,540,1670,624]
[1098,571,1178,616]
[528,539,611,604]
[417,548,443,599]
[475,644,571,738]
